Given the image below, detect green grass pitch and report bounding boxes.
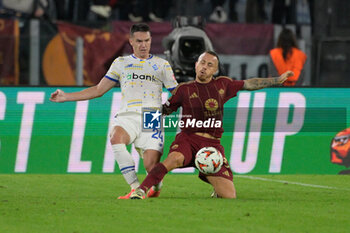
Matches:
[0,174,349,233]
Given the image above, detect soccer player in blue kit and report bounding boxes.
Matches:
[50,23,178,199]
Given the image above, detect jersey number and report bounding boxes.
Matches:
[152,128,163,142]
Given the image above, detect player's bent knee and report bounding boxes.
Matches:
[164,152,184,170]
[208,176,237,199]
[110,136,122,145]
[110,126,130,145]
[215,188,236,199]
[170,153,185,167]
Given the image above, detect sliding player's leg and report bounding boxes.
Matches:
[130,151,185,199]
[198,143,236,199]
[203,159,236,199]
[143,149,163,197]
[206,176,236,199]
[130,132,193,199]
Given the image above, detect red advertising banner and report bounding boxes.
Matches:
[43,22,128,85]
[205,23,274,55]
[0,19,19,85]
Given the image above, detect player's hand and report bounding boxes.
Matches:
[275,71,294,85]
[49,89,66,102]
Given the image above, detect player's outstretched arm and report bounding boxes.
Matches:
[49,77,116,103]
[242,71,294,91]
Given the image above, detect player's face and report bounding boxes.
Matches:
[195,53,219,83]
[129,31,152,59]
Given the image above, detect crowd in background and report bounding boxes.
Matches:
[0,0,313,26]
[0,0,312,86]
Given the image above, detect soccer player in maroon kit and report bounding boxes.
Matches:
[130,51,293,199]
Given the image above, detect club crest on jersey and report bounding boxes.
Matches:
[152,64,159,71]
[205,98,219,111]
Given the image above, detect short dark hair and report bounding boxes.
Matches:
[130,23,150,36]
[205,50,219,60]
[203,50,220,65]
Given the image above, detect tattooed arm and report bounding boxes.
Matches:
[243,71,294,91]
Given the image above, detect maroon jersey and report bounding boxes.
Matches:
[164,76,244,138]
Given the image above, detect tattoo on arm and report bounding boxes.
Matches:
[243,77,278,90]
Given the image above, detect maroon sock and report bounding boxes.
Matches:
[140,163,168,193]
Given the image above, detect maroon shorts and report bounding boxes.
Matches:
[168,132,233,183]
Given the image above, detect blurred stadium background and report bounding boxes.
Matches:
[2,0,350,87]
[0,1,350,232]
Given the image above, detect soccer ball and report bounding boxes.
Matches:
[195,147,223,174]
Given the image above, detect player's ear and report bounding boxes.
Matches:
[213,66,219,76]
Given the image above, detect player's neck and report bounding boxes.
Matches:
[133,53,150,60]
[195,76,213,84]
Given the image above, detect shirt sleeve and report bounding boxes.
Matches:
[161,61,178,92]
[105,57,122,82]
[223,78,244,101]
[163,85,183,114]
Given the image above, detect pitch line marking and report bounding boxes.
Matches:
[236,175,350,191]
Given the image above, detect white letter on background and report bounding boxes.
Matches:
[0,92,5,119]
[67,100,91,172]
[0,92,6,152]
[15,92,45,172]
[231,92,266,173]
[269,93,306,173]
